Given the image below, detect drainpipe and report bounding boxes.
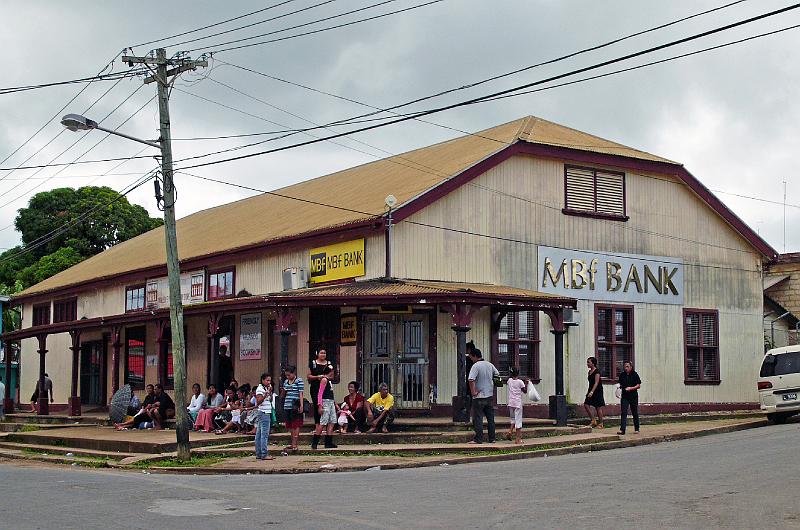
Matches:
[384,195,396,279]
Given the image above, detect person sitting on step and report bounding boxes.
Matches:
[366,383,396,433]
[148,384,175,430]
[115,384,156,430]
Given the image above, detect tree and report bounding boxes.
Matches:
[0,186,162,291]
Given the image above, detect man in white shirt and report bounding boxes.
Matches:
[467,348,499,444]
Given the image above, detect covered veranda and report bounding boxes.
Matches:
[2,278,576,425]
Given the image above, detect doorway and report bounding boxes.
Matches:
[362,314,429,408]
[80,341,105,406]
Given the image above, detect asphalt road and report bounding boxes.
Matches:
[1,423,799,530]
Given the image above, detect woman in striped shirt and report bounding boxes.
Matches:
[281,365,304,453]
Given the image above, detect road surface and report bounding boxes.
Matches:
[1,422,798,529]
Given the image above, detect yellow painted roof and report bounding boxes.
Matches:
[17,116,675,297]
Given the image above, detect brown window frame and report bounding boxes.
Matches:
[53,298,78,323]
[207,267,236,301]
[683,308,720,385]
[594,304,635,382]
[563,164,629,221]
[158,326,174,390]
[125,284,146,313]
[492,310,541,383]
[32,303,51,327]
[124,326,147,390]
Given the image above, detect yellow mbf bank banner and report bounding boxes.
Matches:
[309,238,366,284]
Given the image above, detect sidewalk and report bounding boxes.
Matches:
[134,417,767,475]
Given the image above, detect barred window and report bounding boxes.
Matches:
[564,165,627,219]
[684,310,719,383]
[125,326,146,390]
[125,285,145,312]
[494,311,540,381]
[595,305,634,380]
[32,303,51,326]
[53,298,77,323]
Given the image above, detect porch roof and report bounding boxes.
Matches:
[1,278,575,341]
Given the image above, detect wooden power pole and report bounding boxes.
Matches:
[122,48,206,460]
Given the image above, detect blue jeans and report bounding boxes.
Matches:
[255,410,271,458]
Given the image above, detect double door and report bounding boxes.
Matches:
[80,341,105,406]
[363,315,429,408]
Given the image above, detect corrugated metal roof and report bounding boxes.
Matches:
[17,116,674,297]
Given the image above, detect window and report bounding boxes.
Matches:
[494,311,540,381]
[595,305,634,380]
[53,298,77,323]
[32,303,50,326]
[125,285,145,312]
[207,268,235,300]
[564,165,627,220]
[125,326,146,390]
[684,309,719,383]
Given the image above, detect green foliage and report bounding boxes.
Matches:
[0,186,162,291]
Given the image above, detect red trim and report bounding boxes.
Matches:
[392,141,776,259]
[124,325,146,390]
[14,221,382,305]
[561,209,629,222]
[206,266,236,301]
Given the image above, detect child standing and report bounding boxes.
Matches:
[506,367,528,445]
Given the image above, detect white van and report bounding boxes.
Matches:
[758,345,800,423]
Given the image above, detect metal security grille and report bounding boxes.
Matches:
[363,316,429,408]
[565,165,626,217]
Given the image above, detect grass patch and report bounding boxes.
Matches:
[134,455,226,468]
[19,425,40,432]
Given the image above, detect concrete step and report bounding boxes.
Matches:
[0,447,114,467]
[208,425,590,449]
[4,413,107,425]
[0,422,100,432]
[198,432,619,457]
[389,417,556,432]
[5,426,250,454]
[0,440,136,460]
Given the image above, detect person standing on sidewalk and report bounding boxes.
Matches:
[467,348,499,444]
[307,350,337,449]
[506,367,528,444]
[254,373,274,460]
[617,361,642,435]
[583,357,606,429]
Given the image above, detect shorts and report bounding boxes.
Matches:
[509,406,523,429]
[285,407,303,429]
[319,399,337,426]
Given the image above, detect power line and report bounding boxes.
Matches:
[0,52,122,170]
[227,0,749,127]
[0,93,156,209]
[0,170,158,264]
[0,83,148,203]
[0,154,157,172]
[131,0,301,48]
[166,0,339,49]
[0,68,147,96]
[175,170,760,273]
[173,5,800,171]
[187,0,446,54]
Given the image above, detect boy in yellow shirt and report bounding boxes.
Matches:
[366,383,396,433]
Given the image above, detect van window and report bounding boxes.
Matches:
[761,352,800,377]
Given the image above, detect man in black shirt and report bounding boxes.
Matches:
[617,361,642,435]
[150,384,176,430]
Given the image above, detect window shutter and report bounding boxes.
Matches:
[565,167,595,211]
[595,171,625,215]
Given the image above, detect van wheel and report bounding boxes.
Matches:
[768,413,790,424]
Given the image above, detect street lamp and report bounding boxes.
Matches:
[61,111,192,460]
[61,114,161,148]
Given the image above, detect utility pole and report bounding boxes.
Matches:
[122,48,206,461]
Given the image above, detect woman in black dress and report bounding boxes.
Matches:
[583,357,605,428]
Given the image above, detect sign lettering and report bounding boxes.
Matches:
[309,239,366,284]
[538,246,684,305]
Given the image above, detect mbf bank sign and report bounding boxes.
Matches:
[537,246,684,305]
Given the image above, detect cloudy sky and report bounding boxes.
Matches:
[1,0,799,254]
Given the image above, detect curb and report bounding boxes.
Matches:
[139,419,768,475]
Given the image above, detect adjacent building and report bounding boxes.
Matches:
[2,116,776,417]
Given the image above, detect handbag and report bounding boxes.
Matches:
[493,375,505,388]
[526,381,541,402]
[614,384,622,400]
